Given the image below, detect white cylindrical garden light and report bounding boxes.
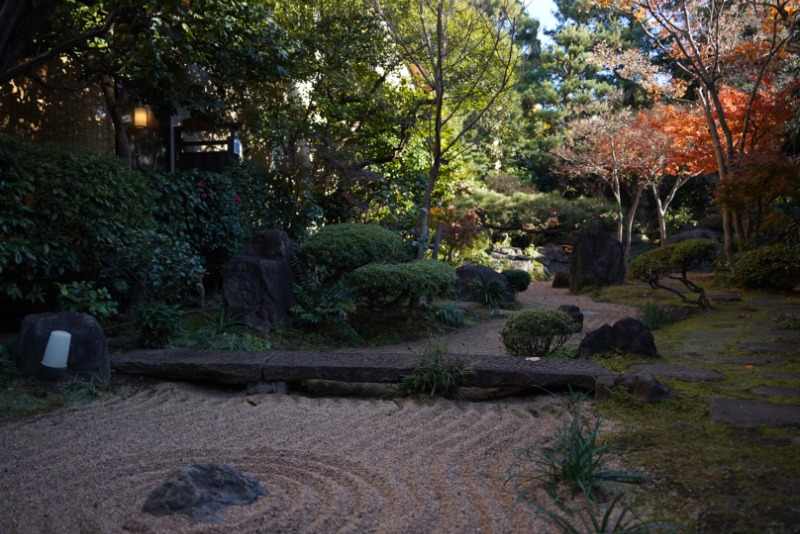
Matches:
[40,330,71,380]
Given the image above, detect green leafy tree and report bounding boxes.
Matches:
[370,0,525,257]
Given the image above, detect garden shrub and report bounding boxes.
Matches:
[502,269,532,292]
[501,309,576,357]
[0,135,153,304]
[291,263,357,337]
[105,230,206,305]
[149,169,244,279]
[349,260,456,308]
[628,238,719,309]
[301,223,406,275]
[56,281,119,320]
[731,245,800,291]
[133,300,183,349]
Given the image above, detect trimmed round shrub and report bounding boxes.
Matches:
[502,269,532,292]
[302,223,406,274]
[500,309,576,357]
[628,246,675,284]
[349,260,456,308]
[732,245,800,291]
[670,238,718,272]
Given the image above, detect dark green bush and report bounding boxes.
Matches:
[56,281,119,320]
[150,169,244,278]
[731,245,800,291]
[348,260,456,308]
[502,269,532,292]
[301,223,406,274]
[0,135,153,304]
[133,300,183,349]
[106,230,206,304]
[501,309,576,357]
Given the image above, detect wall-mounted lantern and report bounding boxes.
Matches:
[133,105,150,128]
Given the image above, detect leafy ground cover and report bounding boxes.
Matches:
[591,280,800,533]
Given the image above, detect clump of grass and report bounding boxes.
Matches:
[64,375,114,404]
[528,491,684,534]
[775,313,800,331]
[393,342,475,400]
[434,304,466,327]
[511,393,649,500]
[640,302,672,331]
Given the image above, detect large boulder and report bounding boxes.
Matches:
[578,318,658,358]
[490,245,535,272]
[15,312,109,381]
[455,264,515,303]
[569,233,625,293]
[222,230,298,334]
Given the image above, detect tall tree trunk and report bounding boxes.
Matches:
[623,185,644,270]
[100,75,131,166]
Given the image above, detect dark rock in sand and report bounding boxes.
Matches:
[143,464,267,522]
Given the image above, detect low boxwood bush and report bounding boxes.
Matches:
[502,269,532,292]
[501,309,576,357]
[349,260,456,308]
[731,245,800,291]
[302,223,406,275]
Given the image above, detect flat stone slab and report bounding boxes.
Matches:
[738,342,799,355]
[756,371,800,380]
[751,386,800,398]
[723,357,789,367]
[112,350,613,391]
[627,364,724,382]
[708,398,800,427]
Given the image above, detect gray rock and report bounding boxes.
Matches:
[222,230,298,334]
[15,312,109,381]
[708,398,800,427]
[455,264,515,303]
[578,318,658,357]
[551,271,570,289]
[142,464,267,522]
[613,318,658,357]
[628,363,723,382]
[569,234,625,293]
[558,304,583,333]
[247,380,290,395]
[610,371,675,403]
[578,324,615,357]
[751,386,800,398]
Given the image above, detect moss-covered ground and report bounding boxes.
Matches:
[591,280,800,533]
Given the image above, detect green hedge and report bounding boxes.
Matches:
[302,223,406,274]
[0,135,153,303]
[732,245,800,291]
[349,260,456,308]
[502,269,532,292]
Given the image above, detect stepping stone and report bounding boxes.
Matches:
[724,356,789,366]
[751,386,800,398]
[628,363,723,382]
[738,342,799,354]
[756,371,800,380]
[773,330,800,341]
[709,398,800,427]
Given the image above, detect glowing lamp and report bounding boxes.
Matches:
[133,106,149,128]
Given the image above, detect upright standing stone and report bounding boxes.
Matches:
[15,312,110,381]
[222,230,298,334]
[569,233,625,293]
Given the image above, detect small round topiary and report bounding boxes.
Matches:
[731,245,800,291]
[301,223,406,274]
[502,269,533,292]
[500,309,577,357]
